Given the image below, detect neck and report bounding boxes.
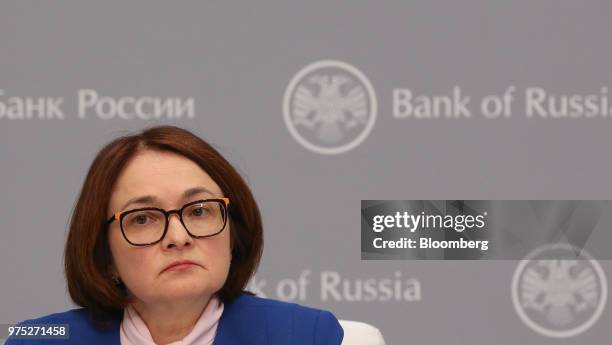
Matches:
[131,295,211,345]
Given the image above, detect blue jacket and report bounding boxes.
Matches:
[4,294,344,345]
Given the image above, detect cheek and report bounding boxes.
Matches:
[198,230,232,273]
[108,229,156,283]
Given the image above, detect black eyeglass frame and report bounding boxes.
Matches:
[104,198,230,246]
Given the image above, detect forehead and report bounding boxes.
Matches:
[109,150,223,208]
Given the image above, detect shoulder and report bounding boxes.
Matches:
[4,308,120,344]
[13,308,89,325]
[15,308,120,330]
[220,293,344,345]
[228,293,336,317]
[229,293,340,323]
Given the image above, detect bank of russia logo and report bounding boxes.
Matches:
[511,243,608,338]
[283,60,377,155]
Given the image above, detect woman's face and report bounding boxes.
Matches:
[107,149,231,305]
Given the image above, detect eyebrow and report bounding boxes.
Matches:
[120,187,216,211]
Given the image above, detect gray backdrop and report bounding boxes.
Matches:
[1,1,611,344]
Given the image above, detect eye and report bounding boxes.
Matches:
[125,211,161,227]
[134,214,149,224]
[191,206,209,217]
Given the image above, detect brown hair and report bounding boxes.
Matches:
[64,125,263,326]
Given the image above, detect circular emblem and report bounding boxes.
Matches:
[283,60,377,155]
[511,243,607,338]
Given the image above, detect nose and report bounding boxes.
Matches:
[161,212,194,250]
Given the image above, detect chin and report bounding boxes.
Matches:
[162,280,216,298]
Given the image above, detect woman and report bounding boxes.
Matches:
[5,125,344,345]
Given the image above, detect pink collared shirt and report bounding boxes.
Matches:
[120,296,224,345]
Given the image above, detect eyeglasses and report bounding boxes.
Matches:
[105,198,230,246]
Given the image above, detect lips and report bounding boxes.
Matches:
[162,260,199,273]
